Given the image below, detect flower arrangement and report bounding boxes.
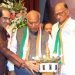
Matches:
[0,0,25,13]
[32,55,60,63]
[9,16,27,32]
[0,0,13,9]
[12,0,24,12]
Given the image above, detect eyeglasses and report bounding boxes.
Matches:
[2,17,10,25]
[2,17,10,20]
[55,9,67,17]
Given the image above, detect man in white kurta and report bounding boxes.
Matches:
[52,18,75,75]
[48,2,75,75]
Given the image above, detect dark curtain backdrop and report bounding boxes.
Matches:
[21,0,75,24]
[42,0,55,24]
[42,0,51,24]
[23,0,39,12]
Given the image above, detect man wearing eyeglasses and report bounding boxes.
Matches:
[49,2,75,75]
[0,7,38,75]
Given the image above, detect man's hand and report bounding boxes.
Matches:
[24,60,39,74]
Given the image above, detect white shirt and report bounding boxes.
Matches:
[7,30,17,71]
[49,17,75,75]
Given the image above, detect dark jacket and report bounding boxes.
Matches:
[0,26,24,75]
[16,26,49,75]
[17,26,49,59]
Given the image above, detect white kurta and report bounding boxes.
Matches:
[49,17,75,75]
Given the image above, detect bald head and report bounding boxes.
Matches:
[2,9,10,18]
[54,2,69,24]
[0,7,10,18]
[55,2,68,13]
[0,7,10,28]
[27,10,40,22]
[26,10,40,32]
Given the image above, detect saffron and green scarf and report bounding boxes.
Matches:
[19,26,41,60]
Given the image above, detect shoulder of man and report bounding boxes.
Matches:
[53,22,59,28]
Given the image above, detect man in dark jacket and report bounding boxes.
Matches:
[0,7,38,75]
[0,25,25,75]
[15,10,49,75]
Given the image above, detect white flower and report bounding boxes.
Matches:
[11,16,27,32]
